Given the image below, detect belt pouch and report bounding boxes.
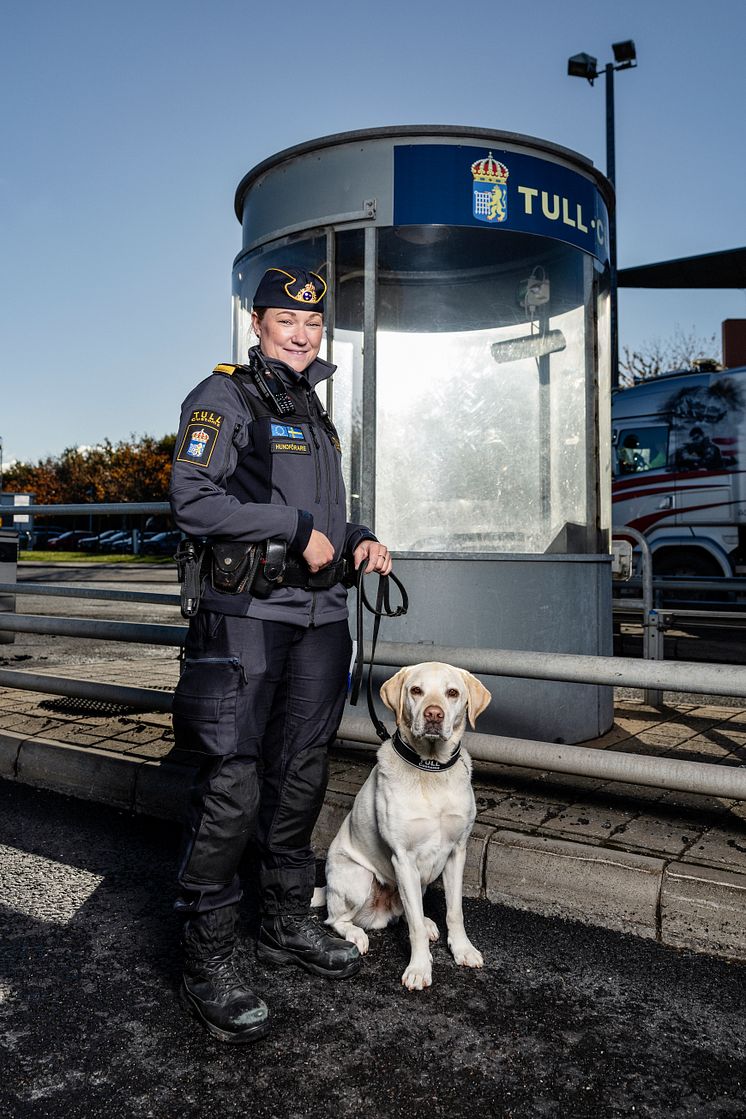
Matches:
[211,541,260,594]
[251,539,287,598]
[172,656,244,755]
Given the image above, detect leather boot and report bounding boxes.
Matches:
[181,906,270,1043]
[257,914,361,979]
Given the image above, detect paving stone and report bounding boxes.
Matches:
[44,725,106,748]
[611,738,673,758]
[607,814,707,858]
[591,780,669,805]
[680,823,746,873]
[485,829,663,938]
[475,792,566,829]
[98,737,165,758]
[540,803,637,842]
[684,705,745,721]
[661,862,746,960]
[661,734,742,763]
[632,724,700,745]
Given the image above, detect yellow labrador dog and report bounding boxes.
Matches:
[325,662,491,990]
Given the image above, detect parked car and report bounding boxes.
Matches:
[102,531,134,553]
[141,530,183,556]
[22,525,66,550]
[79,529,125,553]
[46,530,94,551]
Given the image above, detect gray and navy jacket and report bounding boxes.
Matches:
[169,347,375,626]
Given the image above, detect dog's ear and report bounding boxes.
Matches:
[380,667,409,724]
[461,671,492,728]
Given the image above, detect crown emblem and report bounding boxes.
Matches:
[191,429,210,443]
[293,282,318,304]
[471,152,509,185]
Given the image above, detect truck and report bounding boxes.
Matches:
[611,364,746,577]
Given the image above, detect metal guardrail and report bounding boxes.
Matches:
[3,518,746,799]
[8,503,171,518]
[0,582,179,606]
[2,665,745,801]
[3,611,746,698]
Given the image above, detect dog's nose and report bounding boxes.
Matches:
[423,705,444,723]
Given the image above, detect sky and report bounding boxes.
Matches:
[2,0,745,465]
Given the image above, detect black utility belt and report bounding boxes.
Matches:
[209,539,352,598]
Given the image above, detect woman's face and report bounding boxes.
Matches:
[251,307,324,373]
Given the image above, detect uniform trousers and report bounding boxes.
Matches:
[174,610,352,916]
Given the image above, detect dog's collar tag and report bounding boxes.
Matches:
[392,730,461,772]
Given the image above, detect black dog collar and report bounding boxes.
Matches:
[391,729,461,773]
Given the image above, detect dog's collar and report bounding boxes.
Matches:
[392,729,461,773]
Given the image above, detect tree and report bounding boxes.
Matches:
[2,434,177,505]
[619,326,720,387]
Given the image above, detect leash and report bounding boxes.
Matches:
[349,562,408,742]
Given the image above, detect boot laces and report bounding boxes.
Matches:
[285,915,327,946]
[208,950,246,997]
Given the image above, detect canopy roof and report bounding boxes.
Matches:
[618,247,746,289]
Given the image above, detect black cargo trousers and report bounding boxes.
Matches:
[173,609,352,917]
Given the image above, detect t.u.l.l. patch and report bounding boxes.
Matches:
[177,415,223,468]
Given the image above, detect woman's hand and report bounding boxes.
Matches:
[353,540,392,577]
[303,529,335,573]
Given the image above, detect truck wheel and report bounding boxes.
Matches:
[653,549,726,603]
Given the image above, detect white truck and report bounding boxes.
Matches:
[612,365,746,577]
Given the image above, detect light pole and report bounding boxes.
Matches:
[568,40,637,388]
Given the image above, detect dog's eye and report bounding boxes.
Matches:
[410,686,424,696]
[446,688,460,699]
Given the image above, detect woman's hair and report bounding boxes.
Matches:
[252,307,267,323]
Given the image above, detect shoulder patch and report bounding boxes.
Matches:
[213,363,238,376]
[176,410,224,467]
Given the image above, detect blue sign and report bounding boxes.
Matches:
[394,145,609,263]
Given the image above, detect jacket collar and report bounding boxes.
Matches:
[252,346,336,390]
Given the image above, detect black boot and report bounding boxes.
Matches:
[181,906,270,1043]
[257,914,361,979]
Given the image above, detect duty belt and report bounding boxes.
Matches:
[279,556,350,590]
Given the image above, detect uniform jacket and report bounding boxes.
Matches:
[169,348,374,626]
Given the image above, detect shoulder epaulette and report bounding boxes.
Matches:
[213,363,240,376]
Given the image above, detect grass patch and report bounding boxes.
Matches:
[19,551,175,564]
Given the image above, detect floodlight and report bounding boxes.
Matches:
[567,52,598,82]
[612,40,636,64]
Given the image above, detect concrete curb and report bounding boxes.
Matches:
[3,729,746,963]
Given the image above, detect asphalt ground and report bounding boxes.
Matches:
[1,781,745,1119]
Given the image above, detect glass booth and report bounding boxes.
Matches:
[232,128,614,743]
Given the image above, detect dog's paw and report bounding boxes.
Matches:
[449,940,484,969]
[346,926,370,955]
[424,917,440,943]
[401,960,432,991]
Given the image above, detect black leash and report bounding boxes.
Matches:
[349,563,408,742]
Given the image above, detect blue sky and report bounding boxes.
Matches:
[2,0,745,464]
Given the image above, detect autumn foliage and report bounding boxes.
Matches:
[3,435,176,505]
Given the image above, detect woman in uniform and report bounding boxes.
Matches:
[169,266,391,1043]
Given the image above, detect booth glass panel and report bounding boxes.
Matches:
[374,226,592,554]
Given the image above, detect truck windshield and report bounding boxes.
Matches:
[615,426,669,475]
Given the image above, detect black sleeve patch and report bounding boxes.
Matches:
[271,440,311,455]
[177,413,224,468]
